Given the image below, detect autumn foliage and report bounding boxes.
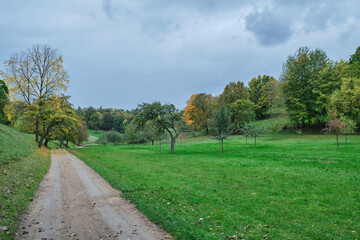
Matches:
[183,93,215,134]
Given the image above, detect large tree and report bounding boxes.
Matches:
[218,81,250,105]
[328,77,360,123]
[249,75,277,119]
[1,44,69,142]
[21,96,78,148]
[281,47,338,127]
[135,102,182,153]
[184,93,215,133]
[229,99,255,129]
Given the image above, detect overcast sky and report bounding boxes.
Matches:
[0,0,359,110]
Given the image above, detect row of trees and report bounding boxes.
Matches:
[76,106,136,133]
[1,44,88,147]
[184,77,282,135]
[183,46,360,135]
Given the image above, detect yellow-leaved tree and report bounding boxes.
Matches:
[1,44,69,145]
[184,93,215,134]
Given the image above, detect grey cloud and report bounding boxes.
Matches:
[245,9,293,46]
[102,0,134,20]
[102,0,114,20]
[303,4,336,32]
[141,17,181,39]
[1,0,360,109]
[141,0,250,13]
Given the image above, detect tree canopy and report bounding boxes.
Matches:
[135,101,182,153]
[1,44,69,144]
[218,81,250,105]
[281,47,339,127]
[184,93,215,134]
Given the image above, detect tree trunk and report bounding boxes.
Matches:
[65,140,69,147]
[221,139,224,152]
[44,139,49,148]
[152,140,154,145]
[254,137,257,148]
[35,118,39,142]
[170,135,176,153]
[38,136,45,148]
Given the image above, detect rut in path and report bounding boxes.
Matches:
[17,149,168,240]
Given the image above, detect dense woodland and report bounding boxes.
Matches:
[1,45,359,151]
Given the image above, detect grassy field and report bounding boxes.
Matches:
[88,129,105,138]
[70,133,360,239]
[0,124,51,239]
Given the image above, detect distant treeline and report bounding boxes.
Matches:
[75,107,138,133]
[78,46,360,134]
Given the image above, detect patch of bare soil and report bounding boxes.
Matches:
[16,149,169,240]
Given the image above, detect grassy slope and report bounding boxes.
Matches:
[71,134,360,240]
[0,124,50,239]
[88,129,105,138]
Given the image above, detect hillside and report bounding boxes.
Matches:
[0,124,50,239]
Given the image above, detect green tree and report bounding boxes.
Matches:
[125,122,142,148]
[242,123,267,148]
[210,103,231,152]
[84,106,96,127]
[218,81,250,105]
[340,116,357,144]
[96,134,109,146]
[112,112,125,133]
[143,120,163,145]
[88,112,101,130]
[100,111,114,130]
[229,99,255,129]
[0,80,9,94]
[104,131,123,146]
[76,121,89,145]
[249,75,277,119]
[0,80,9,124]
[281,47,338,127]
[328,77,360,123]
[267,120,285,137]
[135,102,182,153]
[349,46,360,76]
[21,96,77,148]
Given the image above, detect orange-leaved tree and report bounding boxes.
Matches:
[184,93,215,134]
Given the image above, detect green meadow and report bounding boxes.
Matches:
[70,133,360,239]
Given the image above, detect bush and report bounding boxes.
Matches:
[105,131,123,146]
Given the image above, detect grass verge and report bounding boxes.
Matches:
[0,125,51,239]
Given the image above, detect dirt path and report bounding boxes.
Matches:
[17,149,168,240]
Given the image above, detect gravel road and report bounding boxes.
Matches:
[16,149,168,240]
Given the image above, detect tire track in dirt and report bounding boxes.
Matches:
[17,149,168,240]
